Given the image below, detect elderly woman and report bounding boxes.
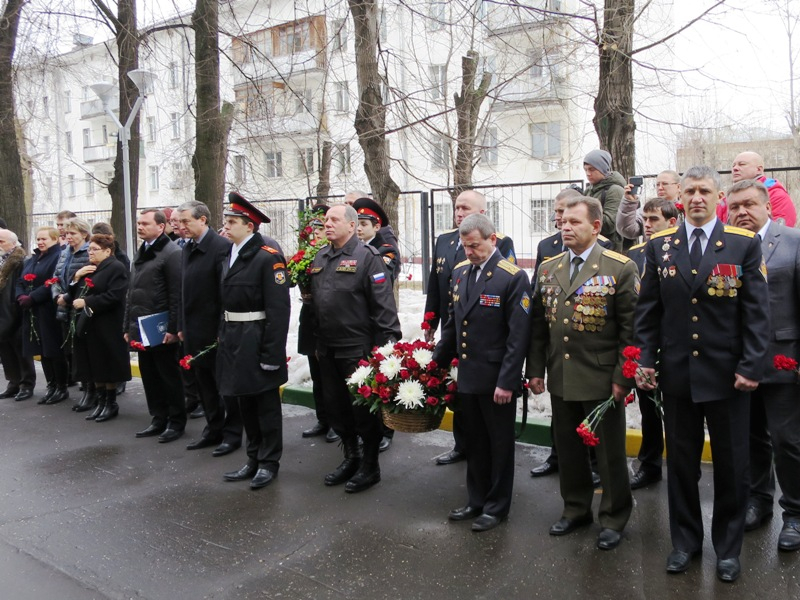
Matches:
[16,227,67,404]
[52,217,93,411]
[70,234,131,422]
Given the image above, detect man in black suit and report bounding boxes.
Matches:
[433,213,531,532]
[424,189,515,465]
[635,166,770,582]
[625,199,678,490]
[727,179,800,552]
[176,200,243,458]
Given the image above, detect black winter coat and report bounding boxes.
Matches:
[16,245,63,357]
[0,247,26,340]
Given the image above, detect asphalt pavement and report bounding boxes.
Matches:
[0,371,798,600]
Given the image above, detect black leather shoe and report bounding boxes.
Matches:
[344,464,381,493]
[592,471,602,489]
[472,514,504,532]
[530,461,558,477]
[449,506,483,521]
[250,469,277,489]
[379,436,392,453]
[115,382,126,395]
[212,442,240,457]
[38,385,56,405]
[436,449,465,465]
[597,528,622,550]
[716,557,741,583]
[744,504,772,531]
[135,423,166,438]
[45,387,69,405]
[224,463,258,482]
[189,406,205,419]
[302,422,328,438]
[630,469,662,490]
[14,388,33,402]
[0,387,20,399]
[549,514,593,536]
[186,437,220,451]
[326,428,341,443]
[158,429,184,443]
[666,549,701,574]
[778,521,800,551]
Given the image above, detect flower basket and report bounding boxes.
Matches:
[381,406,444,433]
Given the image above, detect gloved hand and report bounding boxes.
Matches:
[17,295,33,308]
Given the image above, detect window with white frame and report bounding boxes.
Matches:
[67,175,76,197]
[335,82,349,112]
[334,143,350,175]
[234,155,247,184]
[482,127,498,165]
[331,18,347,52]
[65,131,73,155]
[379,8,388,43]
[265,151,283,177]
[529,49,544,79]
[297,148,314,174]
[432,135,450,169]
[147,116,157,142]
[429,65,446,100]
[530,122,561,159]
[294,89,312,114]
[82,128,91,148]
[86,174,95,196]
[429,2,445,30]
[434,201,453,232]
[171,113,180,139]
[43,135,50,153]
[82,86,90,101]
[64,90,71,114]
[102,125,108,144]
[44,176,53,201]
[169,62,180,89]
[149,166,160,191]
[530,197,553,235]
[43,96,49,117]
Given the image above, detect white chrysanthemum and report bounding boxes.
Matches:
[396,380,425,409]
[379,355,403,379]
[375,342,396,358]
[347,365,373,387]
[412,348,434,370]
[448,365,458,383]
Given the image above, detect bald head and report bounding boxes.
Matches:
[454,190,487,226]
[731,151,765,182]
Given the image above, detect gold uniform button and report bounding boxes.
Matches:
[462,332,467,337]
[692,334,699,340]
[463,320,468,326]
[563,336,569,343]
[564,353,570,360]
[461,353,467,359]
[563,318,569,325]
[692,350,699,357]
[691,316,699,322]
[691,298,698,305]
[461,342,467,348]
[565,300,571,307]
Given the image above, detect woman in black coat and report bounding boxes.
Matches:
[70,234,131,422]
[15,227,67,404]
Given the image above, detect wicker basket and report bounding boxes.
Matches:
[381,407,444,433]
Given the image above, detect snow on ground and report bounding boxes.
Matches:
[285,266,644,430]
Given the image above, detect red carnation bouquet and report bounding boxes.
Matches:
[180,342,219,370]
[774,354,799,375]
[62,278,94,350]
[287,207,328,294]
[22,273,40,342]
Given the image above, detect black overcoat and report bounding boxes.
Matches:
[16,245,63,357]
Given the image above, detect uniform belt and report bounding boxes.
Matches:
[223,310,266,322]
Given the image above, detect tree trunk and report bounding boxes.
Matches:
[452,50,491,207]
[192,0,233,228]
[593,0,635,179]
[348,0,400,226]
[316,140,332,199]
[0,0,27,247]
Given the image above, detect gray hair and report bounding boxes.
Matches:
[681,166,721,192]
[727,179,770,204]
[64,217,91,238]
[459,213,495,239]
[340,203,358,223]
[565,196,603,223]
[0,228,20,246]
[555,187,582,202]
[176,200,211,222]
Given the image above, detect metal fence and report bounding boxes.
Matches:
[29,210,113,248]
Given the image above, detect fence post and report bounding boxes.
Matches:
[420,191,430,294]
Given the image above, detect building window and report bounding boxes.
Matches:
[43,96,49,117]
[294,89,312,114]
[149,166,160,191]
[65,131,73,155]
[429,65,446,100]
[432,135,450,169]
[44,176,53,201]
[64,90,71,114]
[335,82,349,112]
[530,197,553,235]
[530,122,561,159]
[482,127,498,165]
[82,128,91,148]
[82,86,90,101]
[335,143,350,175]
[434,201,453,231]
[275,20,312,56]
[67,175,76,197]
[331,18,347,52]
[297,148,314,174]
[171,113,180,139]
[265,151,283,177]
[43,135,50,153]
[85,174,95,196]
[529,49,544,79]
[547,0,562,11]
[102,125,108,144]
[429,2,445,31]
[379,8,388,43]
[234,155,247,184]
[147,116,157,142]
[169,62,180,89]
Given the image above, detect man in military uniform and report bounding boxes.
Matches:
[218,194,291,490]
[353,197,400,283]
[527,196,638,551]
[432,214,531,532]
[310,204,401,493]
[625,198,678,490]
[726,179,800,552]
[424,189,515,466]
[635,166,769,582]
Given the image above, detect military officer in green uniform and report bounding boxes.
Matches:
[527,196,639,551]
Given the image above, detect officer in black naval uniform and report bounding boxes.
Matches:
[432,214,531,532]
[353,197,400,282]
[424,189,515,465]
[310,204,402,493]
[726,179,800,552]
[176,199,242,457]
[635,166,770,582]
[218,194,291,490]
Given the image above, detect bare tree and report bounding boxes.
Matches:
[452,49,491,199]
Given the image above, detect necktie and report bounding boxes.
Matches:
[690,230,703,270]
[465,264,479,300]
[570,256,583,284]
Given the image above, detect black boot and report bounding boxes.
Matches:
[38,384,56,405]
[86,389,107,420]
[344,442,381,493]
[115,381,126,395]
[74,383,97,412]
[95,389,119,422]
[46,386,69,405]
[324,438,362,486]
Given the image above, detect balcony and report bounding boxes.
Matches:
[234,109,320,139]
[233,49,326,86]
[83,144,115,163]
[80,98,119,120]
[492,79,565,109]
[486,1,566,36]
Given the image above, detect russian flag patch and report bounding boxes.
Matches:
[372,272,386,284]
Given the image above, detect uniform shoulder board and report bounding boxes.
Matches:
[365,245,381,255]
[598,233,610,242]
[497,259,520,275]
[724,225,756,238]
[454,259,470,269]
[540,251,566,266]
[650,226,678,240]
[602,249,631,264]
[496,232,506,239]
[261,245,279,254]
[629,242,646,251]
[440,228,457,235]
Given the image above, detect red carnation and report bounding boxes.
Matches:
[424,311,435,321]
[23,273,36,282]
[84,278,94,289]
[426,376,441,388]
[130,340,146,351]
[399,369,410,380]
[358,359,369,367]
[375,372,388,384]
[420,321,431,331]
[44,277,59,287]
[675,202,685,213]
[180,355,193,370]
[622,346,641,360]
[624,393,635,406]
[358,385,372,399]
[450,358,459,367]
[622,359,638,379]
[377,386,391,399]
[774,354,799,372]
[426,396,439,406]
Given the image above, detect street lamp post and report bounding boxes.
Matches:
[91,69,157,263]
